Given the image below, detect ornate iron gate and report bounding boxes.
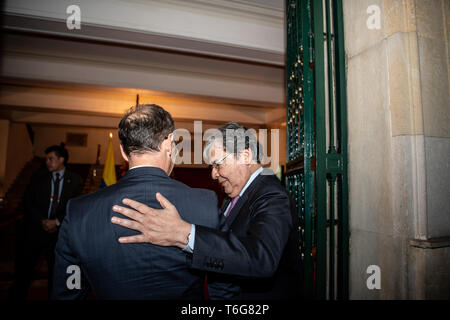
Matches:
[285,0,349,300]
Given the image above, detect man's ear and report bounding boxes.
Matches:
[163,133,173,153]
[239,149,253,165]
[119,144,129,162]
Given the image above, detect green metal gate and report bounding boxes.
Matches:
[285,0,349,300]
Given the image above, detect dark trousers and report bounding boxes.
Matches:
[9,221,58,300]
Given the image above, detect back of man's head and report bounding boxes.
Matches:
[118,104,175,156]
[45,143,69,165]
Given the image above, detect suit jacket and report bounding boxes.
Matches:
[191,172,302,299]
[52,166,219,300]
[23,168,83,232]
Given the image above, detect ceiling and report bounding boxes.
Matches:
[1,0,287,129]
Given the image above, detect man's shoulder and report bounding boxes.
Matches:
[188,185,217,200]
[169,179,217,202]
[64,182,124,227]
[162,179,218,224]
[64,169,82,183]
[30,169,49,181]
[69,181,118,206]
[64,169,81,178]
[26,170,50,191]
[251,172,286,195]
[243,173,290,210]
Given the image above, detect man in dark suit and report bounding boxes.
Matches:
[9,144,83,299]
[111,122,302,299]
[51,104,219,299]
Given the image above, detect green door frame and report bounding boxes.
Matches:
[286,0,349,300]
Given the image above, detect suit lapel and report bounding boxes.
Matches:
[221,173,265,229]
[222,192,248,229]
[218,198,231,229]
[219,198,230,215]
[43,173,52,210]
[59,171,75,204]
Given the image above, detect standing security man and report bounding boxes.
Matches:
[9,143,82,299]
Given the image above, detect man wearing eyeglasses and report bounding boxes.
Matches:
[111,122,302,299]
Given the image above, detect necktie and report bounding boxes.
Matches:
[224,195,240,217]
[49,173,60,219]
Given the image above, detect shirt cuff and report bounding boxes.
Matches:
[55,219,61,227]
[182,224,196,253]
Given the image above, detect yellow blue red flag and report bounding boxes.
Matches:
[101,133,117,187]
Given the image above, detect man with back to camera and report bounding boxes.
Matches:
[51,104,220,299]
[111,122,302,299]
[9,144,83,299]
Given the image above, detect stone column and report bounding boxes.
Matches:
[343,0,449,299]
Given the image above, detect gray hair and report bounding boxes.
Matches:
[203,122,263,164]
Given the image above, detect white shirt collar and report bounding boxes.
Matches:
[129,165,158,170]
[238,166,264,197]
[53,167,65,178]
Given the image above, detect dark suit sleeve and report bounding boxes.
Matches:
[56,173,83,223]
[75,174,83,195]
[191,190,292,279]
[199,190,220,228]
[52,200,91,300]
[23,174,45,226]
[207,275,241,299]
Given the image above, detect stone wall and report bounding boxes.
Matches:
[343,0,450,299]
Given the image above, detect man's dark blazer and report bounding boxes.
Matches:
[52,166,219,300]
[190,171,302,299]
[23,168,83,231]
[10,168,82,300]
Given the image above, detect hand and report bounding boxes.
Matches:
[111,193,191,249]
[42,219,58,233]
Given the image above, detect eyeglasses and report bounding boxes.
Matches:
[210,152,232,171]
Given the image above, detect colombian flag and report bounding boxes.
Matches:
[101,133,117,187]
